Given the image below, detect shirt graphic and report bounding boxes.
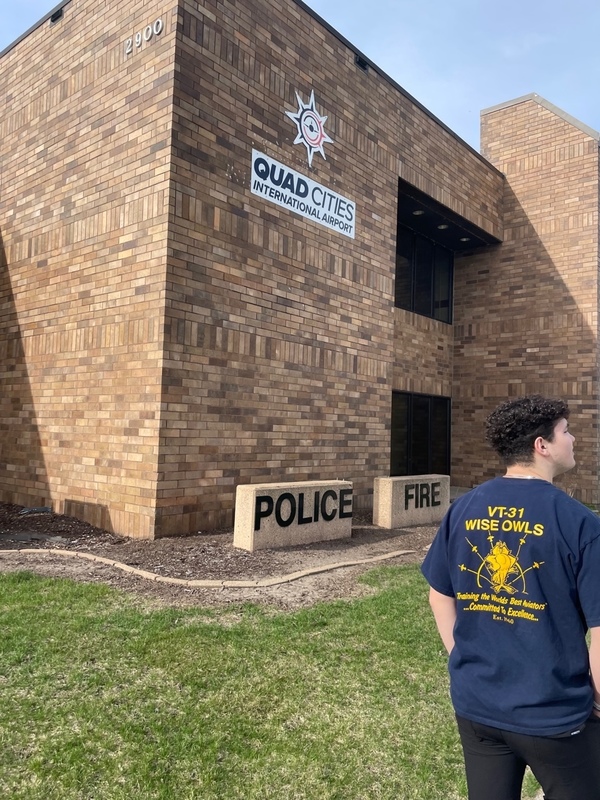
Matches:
[458,506,546,623]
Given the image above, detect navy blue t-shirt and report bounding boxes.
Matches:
[422,477,600,736]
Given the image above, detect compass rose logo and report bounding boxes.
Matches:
[286,90,333,168]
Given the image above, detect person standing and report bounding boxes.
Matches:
[421,395,600,800]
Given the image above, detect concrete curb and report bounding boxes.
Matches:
[0,547,416,588]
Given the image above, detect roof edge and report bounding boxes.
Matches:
[481,93,600,142]
[0,1,72,60]
[292,0,503,176]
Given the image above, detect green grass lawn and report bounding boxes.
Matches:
[0,565,540,799]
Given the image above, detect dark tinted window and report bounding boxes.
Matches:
[433,248,452,323]
[414,237,434,317]
[394,225,453,323]
[390,393,409,475]
[391,391,451,476]
[394,227,413,310]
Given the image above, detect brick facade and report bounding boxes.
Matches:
[453,95,600,503]
[154,0,503,535]
[1,2,597,537]
[0,0,177,537]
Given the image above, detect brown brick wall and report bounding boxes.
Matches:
[154,0,503,534]
[1,0,507,537]
[393,309,453,398]
[0,0,178,537]
[453,97,599,502]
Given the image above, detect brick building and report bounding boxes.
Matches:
[1,0,598,538]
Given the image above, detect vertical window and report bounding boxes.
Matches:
[394,225,453,323]
[390,393,409,475]
[390,391,451,476]
[394,227,413,310]
[414,237,434,317]
[433,247,452,323]
[430,396,451,471]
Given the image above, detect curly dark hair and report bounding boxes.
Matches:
[485,395,570,465]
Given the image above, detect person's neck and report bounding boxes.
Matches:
[504,464,552,483]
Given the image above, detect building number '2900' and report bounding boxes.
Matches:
[124,19,163,55]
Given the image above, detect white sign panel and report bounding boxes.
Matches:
[250,150,356,239]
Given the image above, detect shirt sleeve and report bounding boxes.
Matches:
[576,523,600,629]
[421,512,455,597]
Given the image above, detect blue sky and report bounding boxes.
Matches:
[3,0,600,151]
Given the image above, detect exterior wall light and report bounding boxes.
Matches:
[355,54,369,72]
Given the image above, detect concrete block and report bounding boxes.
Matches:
[373,475,449,529]
[234,480,353,552]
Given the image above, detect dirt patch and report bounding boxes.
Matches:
[0,503,435,610]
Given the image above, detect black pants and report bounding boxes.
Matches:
[456,714,600,800]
